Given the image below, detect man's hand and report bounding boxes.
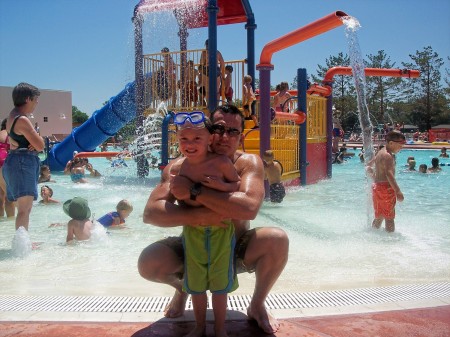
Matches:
[169,175,192,201]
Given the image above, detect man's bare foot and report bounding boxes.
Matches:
[164,290,189,318]
[247,303,280,334]
[184,325,205,337]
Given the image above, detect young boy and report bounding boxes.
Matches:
[262,150,286,203]
[418,164,428,173]
[63,197,93,243]
[243,75,258,129]
[224,65,233,103]
[170,111,240,337]
[427,157,442,173]
[38,165,55,183]
[97,199,133,228]
[366,131,406,233]
[39,185,60,204]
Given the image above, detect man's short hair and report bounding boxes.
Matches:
[210,104,245,131]
[225,65,233,72]
[385,130,405,143]
[12,82,40,107]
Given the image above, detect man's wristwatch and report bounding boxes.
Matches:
[190,182,202,201]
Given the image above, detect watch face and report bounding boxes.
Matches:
[190,183,202,200]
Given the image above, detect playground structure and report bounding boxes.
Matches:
[45,0,420,192]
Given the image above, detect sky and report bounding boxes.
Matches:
[1,0,449,115]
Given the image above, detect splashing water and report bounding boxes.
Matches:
[129,102,169,167]
[12,226,32,258]
[342,16,375,226]
[342,16,375,164]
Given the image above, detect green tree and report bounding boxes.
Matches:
[72,106,89,124]
[402,46,445,130]
[312,52,358,131]
[364,50,403,125]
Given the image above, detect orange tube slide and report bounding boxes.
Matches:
[258,11,348,67]
[74,152,120,158]
[324,67,420,82]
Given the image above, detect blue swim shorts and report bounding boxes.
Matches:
[3,149,40,201]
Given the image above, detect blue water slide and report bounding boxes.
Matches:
[46,81,136,171]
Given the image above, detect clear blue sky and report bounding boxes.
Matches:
[1,0,449,115]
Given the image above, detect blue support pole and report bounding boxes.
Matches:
[207,0,218,113]
[133,12,146,177]
[298,68,308,186]
[160,111,175,168]
[257,65,273,199]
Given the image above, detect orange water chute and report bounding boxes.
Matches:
[74,152,120,158]
[258,11,348,67]
[324,67,420,83]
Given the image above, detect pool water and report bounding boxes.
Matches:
[0,149,449,297]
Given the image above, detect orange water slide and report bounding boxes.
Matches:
[258,11,348,67]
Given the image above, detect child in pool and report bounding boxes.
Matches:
[63,197,93,243]
[38,165,55,183]
[169,111,240,337]
[39,185,60,204]
[366,131,405,233]
[97,199,133,228]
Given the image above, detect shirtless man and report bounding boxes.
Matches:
[366,131,405,232]
[138,104,289,334]
[199,39,225,106]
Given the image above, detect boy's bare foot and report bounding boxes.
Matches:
[247,303,280,334]
[184,325,205,337]
[214,328,229,337]
[164,290,188,318]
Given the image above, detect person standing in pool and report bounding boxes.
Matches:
[139,104,289,334]
[366,130,406,233]
[3,83,44,256]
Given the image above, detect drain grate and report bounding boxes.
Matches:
[0,282,449,313]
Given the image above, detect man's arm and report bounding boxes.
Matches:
[143,160,225,227]
[196,153,264,220]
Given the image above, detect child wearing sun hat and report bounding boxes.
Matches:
[63,197,93,243]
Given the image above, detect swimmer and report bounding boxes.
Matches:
[97,199,133,228]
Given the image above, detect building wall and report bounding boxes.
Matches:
[0,86,72,138]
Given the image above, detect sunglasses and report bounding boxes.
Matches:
[210,124,241,137]
[173,112,205,126]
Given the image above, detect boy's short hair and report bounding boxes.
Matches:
[244,75,252,83]
[225,65,233,72]
[41,185,53,197]
[263,150,274,160]
[12,82,40,107]
[431,157,439,167]
[385,130,406,143]
[40,165,50,172]
[117,199,133,212]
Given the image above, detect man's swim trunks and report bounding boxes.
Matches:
[182,221,238,294]
[372,182,396,220]
[270,182,286,203]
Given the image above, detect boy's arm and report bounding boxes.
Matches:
[201,157,240,192]
[195,153,264,220]
[143,159,225,227]
[66,221,75,243]
[385,156,404,201]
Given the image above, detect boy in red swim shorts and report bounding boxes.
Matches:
[366,131,406,232]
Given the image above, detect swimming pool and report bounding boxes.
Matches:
[0,149,448,297]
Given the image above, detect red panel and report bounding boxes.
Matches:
[135,0,247,28]
[306,142,328,185]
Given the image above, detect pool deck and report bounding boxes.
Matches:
[1,284,449,337]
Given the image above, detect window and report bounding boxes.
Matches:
[43,117,48,122]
